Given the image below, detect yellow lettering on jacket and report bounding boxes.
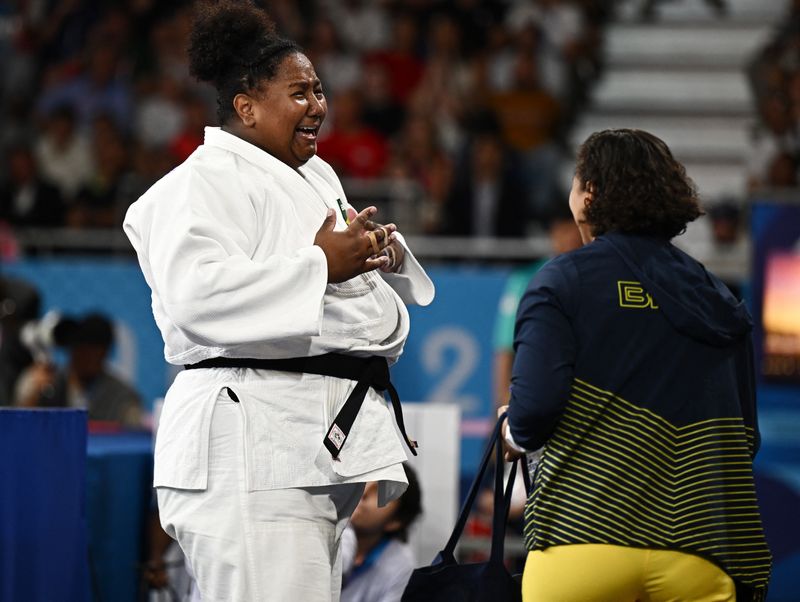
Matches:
[618,281,659,309]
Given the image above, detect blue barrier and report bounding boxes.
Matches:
[0,408,89,602]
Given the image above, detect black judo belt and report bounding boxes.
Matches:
[184,354,418,459]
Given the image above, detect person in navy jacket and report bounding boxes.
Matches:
[501,129,770,602]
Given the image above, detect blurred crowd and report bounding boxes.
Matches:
[0,0,612,247]
[748,0,800,191]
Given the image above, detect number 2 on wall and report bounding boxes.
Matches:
[422,326,480,412]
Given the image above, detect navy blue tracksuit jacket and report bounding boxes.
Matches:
[508,232,771,601]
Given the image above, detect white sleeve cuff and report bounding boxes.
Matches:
[504,422,528,454]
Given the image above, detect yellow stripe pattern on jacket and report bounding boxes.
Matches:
[524,377,772,599]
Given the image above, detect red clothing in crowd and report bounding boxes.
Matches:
[317,129,389,179]
[364,53,423,105]
[169,130,204,163]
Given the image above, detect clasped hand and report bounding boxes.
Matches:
[314,206,404,283]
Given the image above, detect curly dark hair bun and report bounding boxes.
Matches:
[189,1,276,86]
[188,0,300,123]
[576,129,703,240]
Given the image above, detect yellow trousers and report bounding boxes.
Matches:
[522,544,735,602]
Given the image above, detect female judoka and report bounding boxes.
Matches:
[123,2,434,600]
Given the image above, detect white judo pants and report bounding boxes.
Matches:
[157,394,365,602]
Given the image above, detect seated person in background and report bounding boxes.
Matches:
[440,120,528,238]
[708,201,742,247]
[0,143,65,227]
[14,312,143,428]
[341,463,422,602]
[0,275,41,404]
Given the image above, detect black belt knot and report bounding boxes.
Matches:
[184,353,418,459]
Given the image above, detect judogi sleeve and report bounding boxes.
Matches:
[124,164,328,347]
[378,231,434,307]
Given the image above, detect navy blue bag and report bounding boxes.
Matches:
[401,414,523,602]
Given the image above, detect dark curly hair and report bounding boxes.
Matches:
[575,129,703,239]
[389,463,423,542]
[188,0,301,124]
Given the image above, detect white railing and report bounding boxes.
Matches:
[9,176,788,282]
[7,227,751,281]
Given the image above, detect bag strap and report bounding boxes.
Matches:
[490,438,517,563]
[521,454,532,496]
[439,413,515,564]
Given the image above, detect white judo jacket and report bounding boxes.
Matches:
[124,127,434,499]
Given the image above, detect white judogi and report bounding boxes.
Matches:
[124,127,434,601]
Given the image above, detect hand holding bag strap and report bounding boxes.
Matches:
[438,413,507,564]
